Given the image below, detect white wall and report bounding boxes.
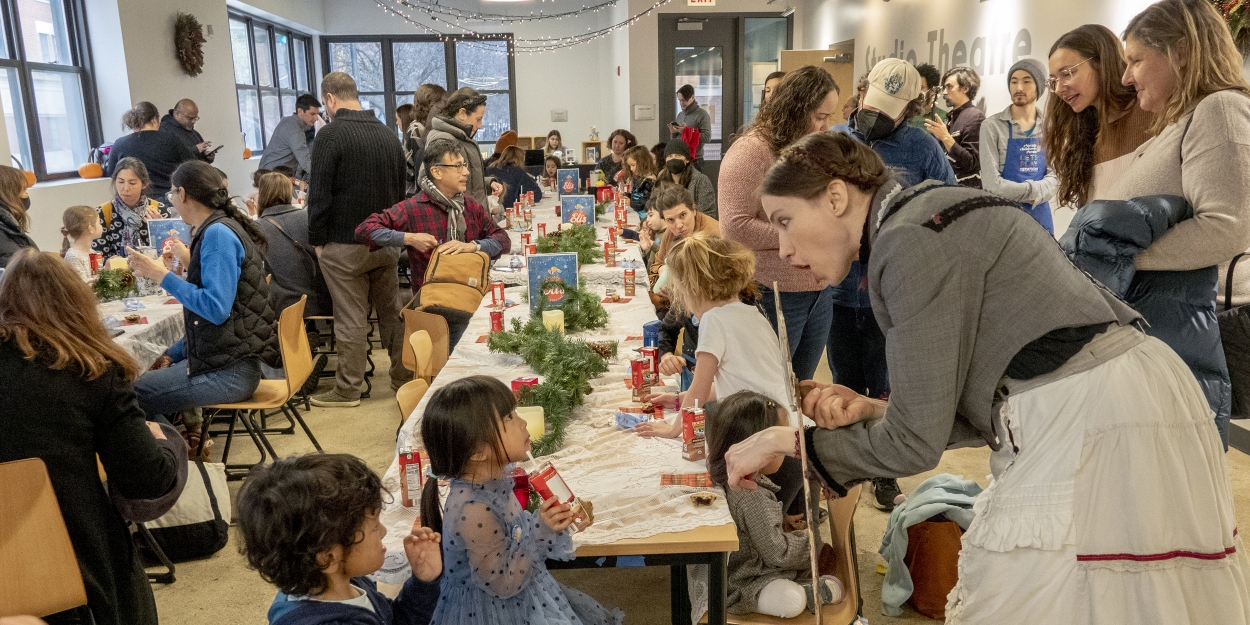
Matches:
[794,0,1156,112]
[320,0,630,141]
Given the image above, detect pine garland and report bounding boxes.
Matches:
[532,279,609,333]
[93,268,137,301]
[535,224,603,265]
[595,200,611,218]
[488,317,616,456]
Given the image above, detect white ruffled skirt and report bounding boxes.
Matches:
[946,325,1250,624]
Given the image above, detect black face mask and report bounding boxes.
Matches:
[20,196,29,210]
[856,109,898,142]
[666,159,687,175]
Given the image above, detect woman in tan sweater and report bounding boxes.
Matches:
[1043,25,1154,210]
[719,66,841,379]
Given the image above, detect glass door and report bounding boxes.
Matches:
[673,46,724,160]
[659,16,738,175]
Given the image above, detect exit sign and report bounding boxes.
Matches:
[688,0,715,6]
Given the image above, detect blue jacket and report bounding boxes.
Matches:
[832,121,958,308]
[486,164,543,210]
[878,474,981,617]
[1061,195,1232,444]
[268,576,440,625]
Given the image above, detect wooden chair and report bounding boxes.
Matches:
[396,378,430,429]
[404,330,434,382]
[402,308,449,380]
[701,484,864,625]
[203,296,323,479]
[0,458,88,618]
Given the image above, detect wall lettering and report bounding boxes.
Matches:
[864,28,1033,77]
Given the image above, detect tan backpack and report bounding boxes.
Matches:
[412,249,491,313]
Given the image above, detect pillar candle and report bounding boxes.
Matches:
[516,406,546,440]
[542,309,565,335]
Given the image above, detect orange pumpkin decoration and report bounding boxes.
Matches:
[78,163,103,178]
[23,170,35,187]
[243,147,252,160]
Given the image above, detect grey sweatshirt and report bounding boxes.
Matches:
[979,106,1057,207]
[809,181,1140,487]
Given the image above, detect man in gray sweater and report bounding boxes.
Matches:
[979,59,1058,234]
[259,94,321,181]
[669,84,712,169]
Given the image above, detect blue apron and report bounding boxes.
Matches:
[1000,120,1053,234]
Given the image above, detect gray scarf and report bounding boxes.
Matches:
[419,174,467,243]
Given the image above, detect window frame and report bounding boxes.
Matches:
[0,0,102,182]
[228,11,314,155]
[319,34,517,144]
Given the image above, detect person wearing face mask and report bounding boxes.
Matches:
[924,66,985,188]
[724,125,1250,625]
[719,65,841,383]
[829,58,955,511]
[980,59,1059,234]
[0,164,34,268]
[662,137,717,219]
[425,88,503,209]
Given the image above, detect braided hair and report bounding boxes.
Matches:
[761,131,890,200]
[170,161,267,251]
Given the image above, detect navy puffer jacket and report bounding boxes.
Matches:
[1061,195,1232,446]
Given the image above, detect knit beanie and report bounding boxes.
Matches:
[1007,58,1047,97]
[665,137,692,160]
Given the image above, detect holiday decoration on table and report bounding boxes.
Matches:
[148,219,191,254]
[527,253,579,312]
[1218,0,1250,55]
[535,225,602,266]
[488,317,616,456]
[560,195,595,226]
[532,279,609,333]
[174,13,207,77]
[556,169,580,198]
[94,268,138,302]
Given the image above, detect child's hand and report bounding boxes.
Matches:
[634,417,681,439]
[644,391,678,409]
[403,526,443,583]
[539,496,575,533]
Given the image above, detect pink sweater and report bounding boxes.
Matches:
[718,132,827,292]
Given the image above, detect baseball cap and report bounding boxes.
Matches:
[864,58,923,120]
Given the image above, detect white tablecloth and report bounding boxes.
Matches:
[489,194,645,288]
[101,294,185,370]
[376,220,733,584]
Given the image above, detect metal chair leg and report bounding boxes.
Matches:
[222,409,270,480]
[245,409,280,461]
[285,401,324,452]
[135,523,176,584]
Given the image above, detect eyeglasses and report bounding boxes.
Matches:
[433,163,470,171]
[1046,58,1091,92]
[177,112,199,123]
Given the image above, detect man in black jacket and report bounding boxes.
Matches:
[925,66,984,188]
[159,99,215,163]
[307,72,410,407]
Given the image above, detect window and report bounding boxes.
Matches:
[321,35,516,144]
[228,12,313,154]
[0,0,99,180]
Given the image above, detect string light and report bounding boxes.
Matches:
[390,0,619,24]
[373,0,674,55]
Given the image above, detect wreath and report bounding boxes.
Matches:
[175,13,207,77]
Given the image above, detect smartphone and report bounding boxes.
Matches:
[208,145,224,155]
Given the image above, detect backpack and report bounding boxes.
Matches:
[412,249,490,314]
[137,460,231,563]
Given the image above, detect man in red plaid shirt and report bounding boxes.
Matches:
[356,138,511,293]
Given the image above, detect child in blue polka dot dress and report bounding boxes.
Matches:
[420,375,624,625]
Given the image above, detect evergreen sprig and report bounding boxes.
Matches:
[93,268,137,302]
[487,315,616,456]
[532,279,608,333]
[535,224,603,265]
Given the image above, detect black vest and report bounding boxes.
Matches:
[184,212,279,376]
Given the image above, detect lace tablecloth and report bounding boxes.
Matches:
[376,237,733,584]
[101,295,185,370]
[489,195,645,288]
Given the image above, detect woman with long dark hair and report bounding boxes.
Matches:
[127,161,280,420]
[0,249,180,625]
[597,128,637,183]
[0,164,35,267]
[719,65,839,381]
[726,129,1250,623]
[1042,25,1153,207]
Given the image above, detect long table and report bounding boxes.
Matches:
[101,294,185,370]
[377,196,738,625]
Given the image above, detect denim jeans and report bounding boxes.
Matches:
[679,354,695,391]
[828,304,890,399]
[759,285,835,381]
[135,357,262,419]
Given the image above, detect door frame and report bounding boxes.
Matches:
[657,13,793,157]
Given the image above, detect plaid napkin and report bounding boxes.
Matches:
[660,473,715,488]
